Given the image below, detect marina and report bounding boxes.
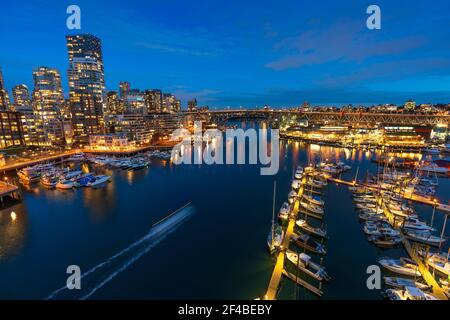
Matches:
[0,136,449,300]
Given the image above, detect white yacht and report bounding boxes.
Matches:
[286,251,330,281]
[379,258,421,277]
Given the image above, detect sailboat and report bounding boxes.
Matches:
[267,181,284,254]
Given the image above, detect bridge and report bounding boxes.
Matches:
[183,110,450,127]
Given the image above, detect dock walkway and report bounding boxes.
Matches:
[265,178,305,300]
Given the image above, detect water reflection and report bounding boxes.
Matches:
[0,204,28,260]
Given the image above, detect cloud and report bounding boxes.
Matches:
[134,42,218,57]
[265,21,427,70]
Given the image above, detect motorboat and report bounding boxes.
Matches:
[87,175,111,188]
[73,174,95,188]
[294,166,303,179]
[379,257,421,277]
[286,251,331,281]
[17,167,41,183]
[288,191,297,204]
[302,194,324,206]
[384,287,438,300]
[291,180,301,190]
[369,234,402,248]
[403,230,446,247]
[56,179,74,189]
[427,254,450,276]
[384,277,429,291]
[296,219,327,238]
[402,217,435,232]
[40,175,58,188]
[292,233,326,255]
[278,202,290,220]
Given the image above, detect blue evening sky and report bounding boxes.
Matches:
[1,0,449,108]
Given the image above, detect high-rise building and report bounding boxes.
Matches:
[32,66,66,145]
[144,89,162,113]
[188,98,197,112]
[12,84,31,111]
[162,93,180,113]
[66,34,105,142]
[0,111,25,148]
[119,81,130,100]
[106,91,124,115]
[126,89,145,113]
[0,67,11,111]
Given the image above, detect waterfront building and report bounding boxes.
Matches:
[105,113,153,146]
[145,113,182,135]
[162,93,181,113]
[32,66,66,145]
[144,89,163,113]
[126,89,146,114]
[66,34,105,143]
[106,91,125,115]
[188,98,197,112]
[0,111,25,148]
[0,67,11,111]
[383,126,424,148]
[89,133,133,151]
[12,84,31,112]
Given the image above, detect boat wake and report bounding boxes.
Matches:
[45,203,194,300]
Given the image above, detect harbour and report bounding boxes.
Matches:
[1,131,448,300]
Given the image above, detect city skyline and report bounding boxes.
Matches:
[1,0,450,108]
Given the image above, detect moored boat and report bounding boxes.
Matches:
[286,251,331,281]
[296,219,327,238]
[379,257,421,277]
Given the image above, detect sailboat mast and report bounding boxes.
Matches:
[271,180,276,246]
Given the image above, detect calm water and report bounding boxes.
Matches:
[0,125,449,300]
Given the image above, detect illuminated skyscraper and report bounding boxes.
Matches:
[106,91,124,115]
[0,67,11,110]
[144,89,163,113]
[12,84,31,111]
[32,66,65,145]
[66,34,105,142]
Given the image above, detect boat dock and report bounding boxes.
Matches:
[401,236,448,300]
[327,177,450,215]
[282,270,323,297]
[265,177,306,300]
[0,181,21,204]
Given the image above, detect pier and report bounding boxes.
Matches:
[401,236,448,300]
[265,177,305,300]
[330,175,449,300]
[327,177,450,215]
[0,180,21,204]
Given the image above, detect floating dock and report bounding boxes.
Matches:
[0,181,21,204]
[327,177,450,215]
[282,270,323,297]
